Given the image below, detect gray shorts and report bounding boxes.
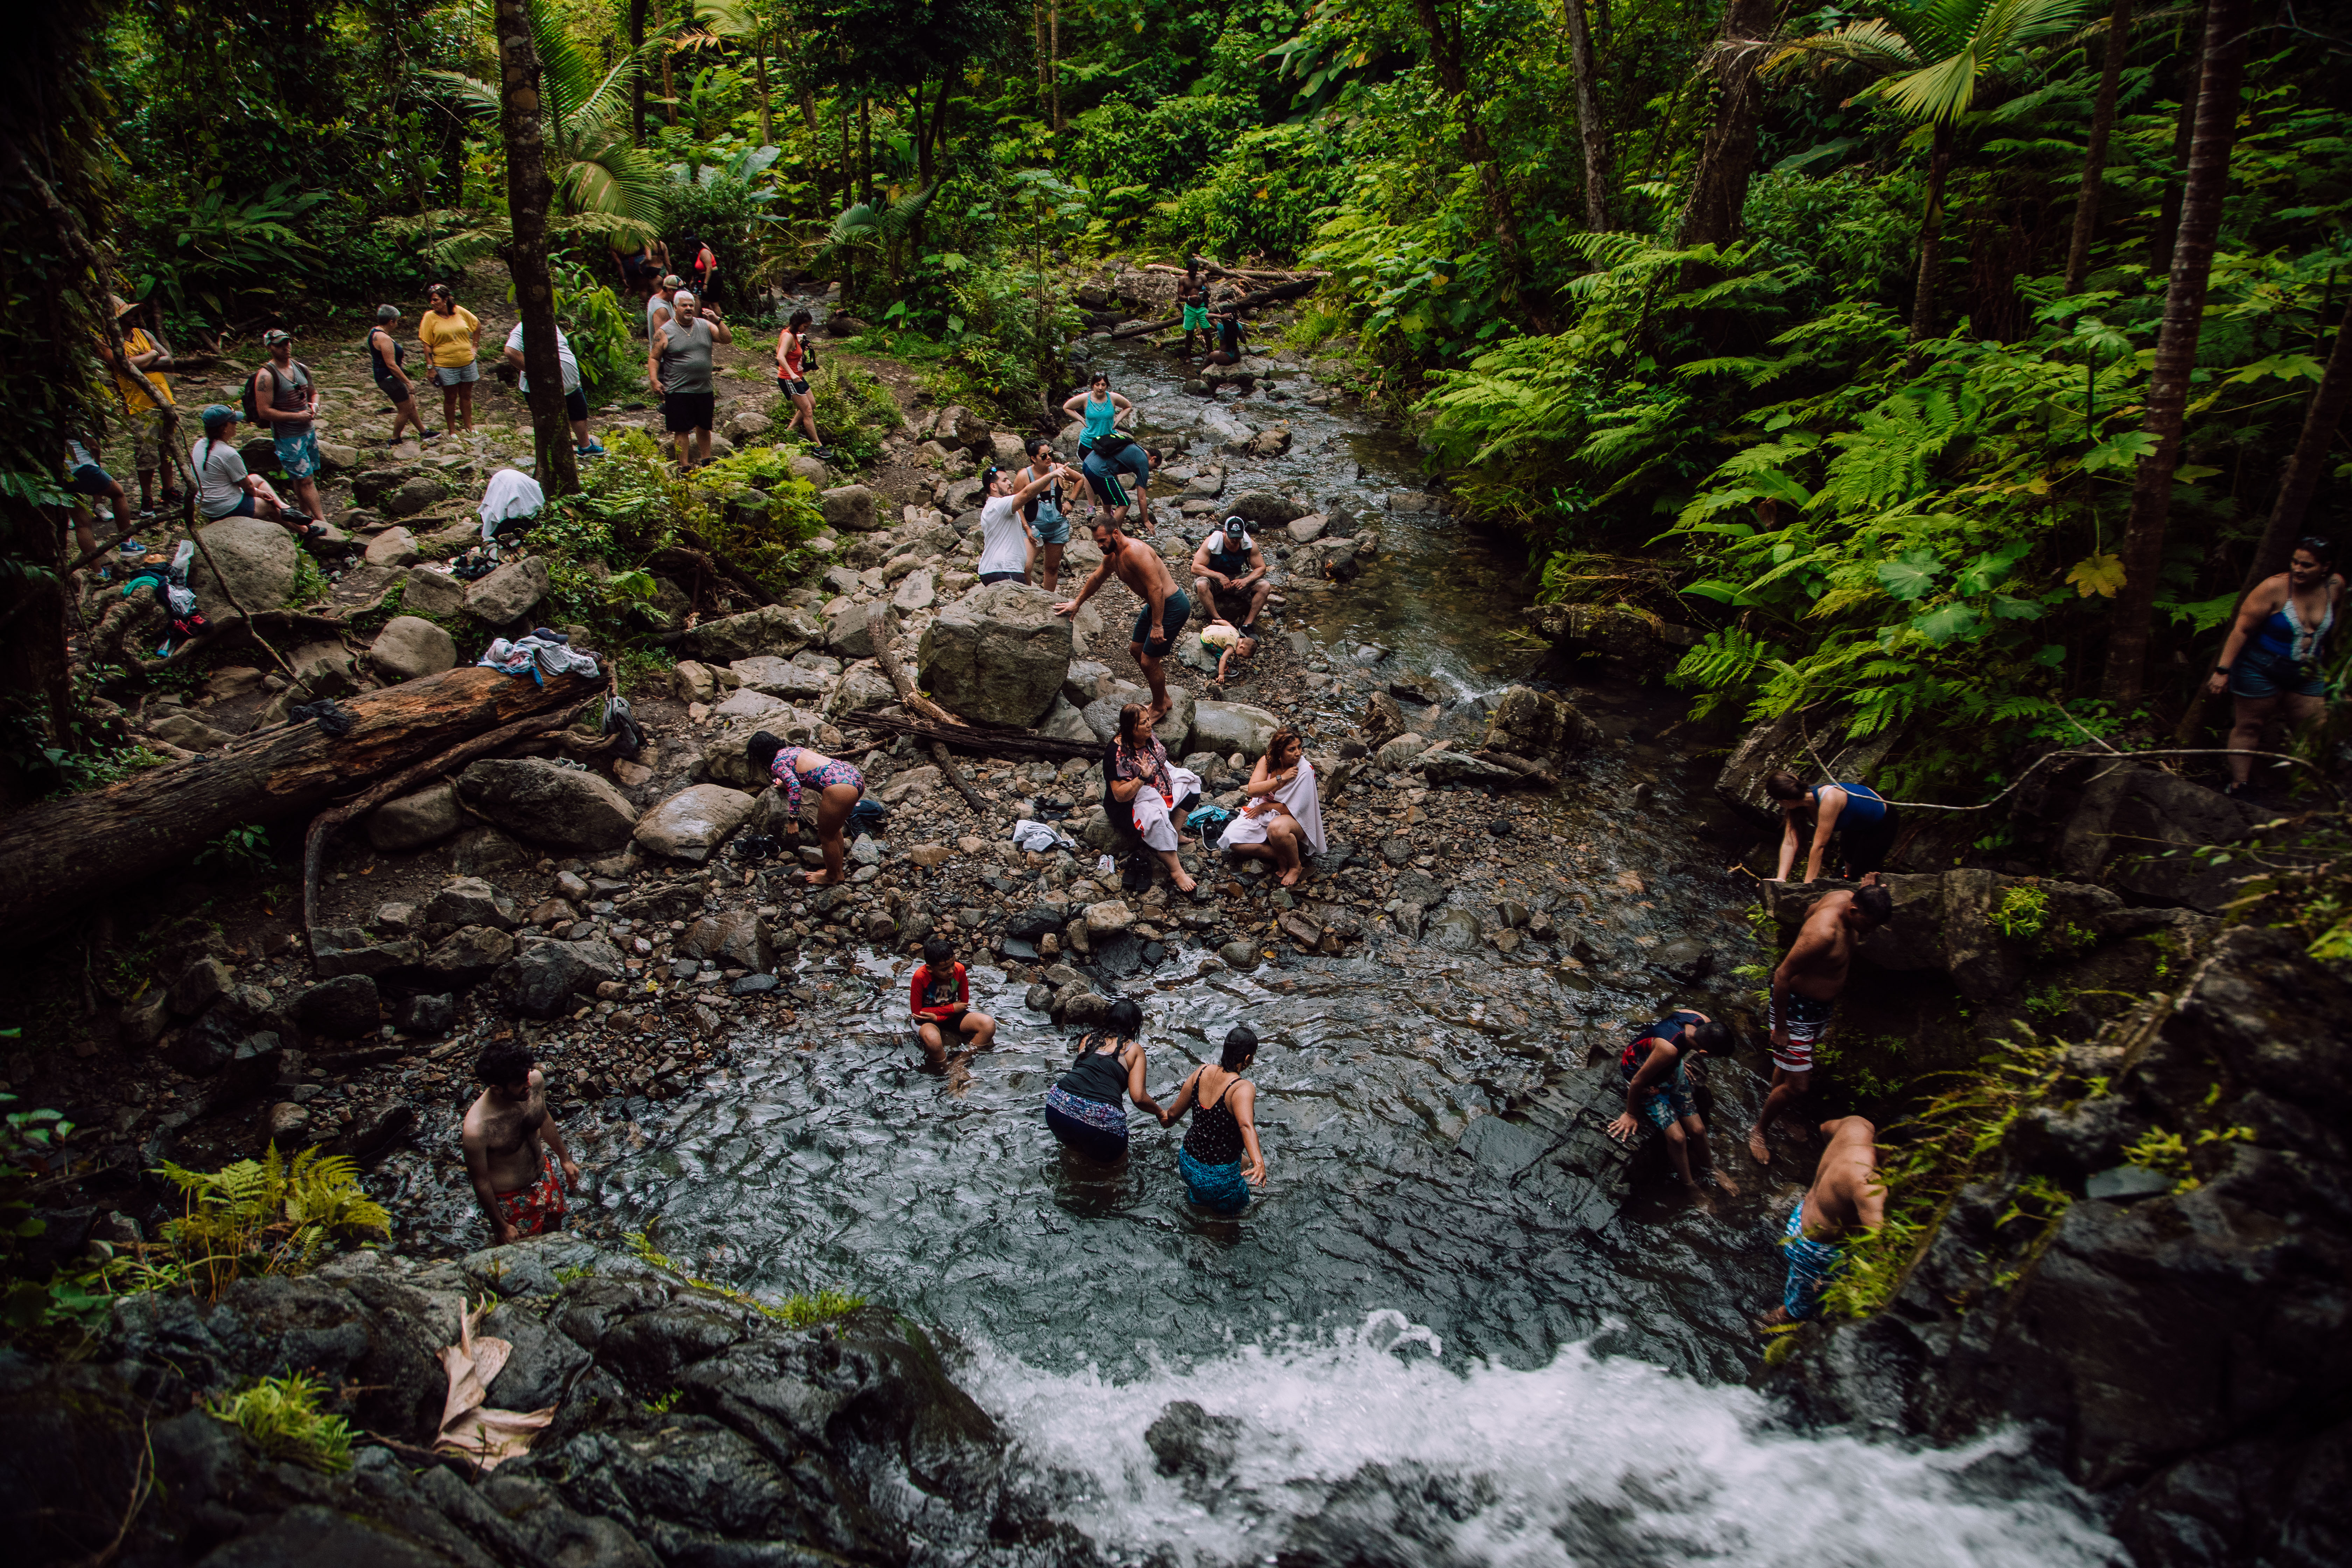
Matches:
[433,361,481,387]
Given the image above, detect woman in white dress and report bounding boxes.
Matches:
[1217,727,1323,887]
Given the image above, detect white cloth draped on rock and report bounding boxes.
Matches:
[1129,765,1202,852]
[1218,759,1326,855]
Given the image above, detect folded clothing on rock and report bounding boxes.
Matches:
[478,631,601,683]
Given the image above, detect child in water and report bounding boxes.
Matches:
[909,937,997,1073]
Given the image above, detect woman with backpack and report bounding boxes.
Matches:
[1105,703,1202,896]
[1161,1026,1268,1213]
[774,309,825,454]
[1043,997,1166,1162]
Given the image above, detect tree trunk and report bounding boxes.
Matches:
[1408,0,1546,329]
[2101,0,2252,704]
[1562,0,1612,230]
[1049,1,1061,131]
[1908,119,1956,342]
[753,45,773,145]
[1676,0,1778,249]
[2150,36,2200,276]
[859,91,873,206]
[659,0,677,127]
[1034,4,1046,117]
[0,668,597,947]
[497,0,579,499]
[630,0,647,142]
[2173,302,2352,742]
[2063,0,2134,295]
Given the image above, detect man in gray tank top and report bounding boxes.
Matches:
[647,289,732,469]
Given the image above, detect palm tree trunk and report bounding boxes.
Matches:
[2101,0,2251,704]
[496,0,578,499]
[1408,0,1546,330]
[2149,37,2199,276]
[1676,0,1777,249]
[2063,0,2133,295]
[629,0,646,142]
[2173,301,2352,741]
[1907,119,1955,342]
[1562,0,1611,230]
[1049,1,1062,130]
[659,0,676,128]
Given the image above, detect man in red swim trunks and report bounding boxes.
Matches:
[461,1039,580,1243]
[1751,882,1891,1164]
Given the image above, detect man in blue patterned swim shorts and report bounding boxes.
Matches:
[1757,1116,1884,1329]
[1606,1008,1739,1206]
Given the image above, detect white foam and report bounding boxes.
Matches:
[966,1312,2121,1568]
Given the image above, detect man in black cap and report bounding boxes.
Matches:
[1190,514,1270,632]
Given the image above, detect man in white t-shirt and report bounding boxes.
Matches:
[974,460,1078,585]
[502,323,601,457]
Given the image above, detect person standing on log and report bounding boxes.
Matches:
[1056,519,1188,728]
[649,290,729,471]
[461,1039,580,1244]
[1751,884,1891,1165]
[1755,1116,1884,1329]
[250,329,328,526]
[2206,536,2342,799]
[746,729,863,886]
[419,283,484,434]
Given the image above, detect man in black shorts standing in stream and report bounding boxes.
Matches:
[1055,518,1189,728]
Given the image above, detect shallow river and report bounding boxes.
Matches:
[378,332,2121,1565]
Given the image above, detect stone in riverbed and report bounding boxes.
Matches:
[457,757,639,850]
[917,581,1072,727]
[367,615,457,682]
[464,555,551,625]
[1218,939,1259,969]
[633,784,757,862]
[425,876,520,932]
[1190,700,1280,758]
[420,925,516,985]
[294,974,380,1038]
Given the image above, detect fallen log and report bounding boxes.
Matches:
[1106,277,1324,341]
[0,665,599,946]
[1142,262,1323,285]
[867,606,989,814]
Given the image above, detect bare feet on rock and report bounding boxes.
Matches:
[1746,1123,1772,1165]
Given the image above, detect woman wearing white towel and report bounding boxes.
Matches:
[1218,727,1323,888]
[1105,704,1202,895]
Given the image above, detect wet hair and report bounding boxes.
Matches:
[1688,1018,1731,1055]
[1764,770,1806,802]
[476,1038,533,1087]
[789,309,813,330]
[1853,885,1894,927]
[376,304,400,323]
[1220,1025,1259,1071]
[1103,997,1144,1042]
[746,730,785,772]
[1266,727,1302,765]
[1089,372,1110,390]
[922,937,955,969]
[2292,536,2336,568]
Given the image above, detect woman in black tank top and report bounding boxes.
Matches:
[1164,1025,1265,1212]
[1043,998,1163,1162]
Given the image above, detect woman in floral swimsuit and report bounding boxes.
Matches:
[747,731,866,885]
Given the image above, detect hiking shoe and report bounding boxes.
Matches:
[582,439,606,455]
[420,428,442,441]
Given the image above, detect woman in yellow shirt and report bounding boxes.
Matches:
[418,283,483,432]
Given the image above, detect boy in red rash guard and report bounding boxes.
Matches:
[909,937,997,1071]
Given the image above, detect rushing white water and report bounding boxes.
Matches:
[966,1312,2122,1568]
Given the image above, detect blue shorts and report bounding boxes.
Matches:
[69,463,115,497]
[206,493,260,519]
[1621,1059,1697,1132]
[1781,1205,1844,1320]
[2230,646,2325,700]
[1031,509,1071,546]
[273,427,321,479]
[1178,1146,1250,1213]
[1132,589,1190,657]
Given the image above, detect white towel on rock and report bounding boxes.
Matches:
[1218,759,1326,856]
[1012,819,1076,853]
[478,468,545,541]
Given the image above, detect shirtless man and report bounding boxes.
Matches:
[1750,882,1891,1164]
[1056,519,1189,726]
[1756,1115,1886,1328]
[460,1040,580,1244]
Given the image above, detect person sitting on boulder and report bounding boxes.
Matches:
[1767,770,1899,882]
[461,1039,580,1244]
[746,729,865,887]
[1217,726,1324,888]
[910,936,997,1076]
[190,404,310,536]
[1606,1009,1739,1208]
[1191,515,1270,632]
[1105,703,1203,896]
[1203,296,1248,366]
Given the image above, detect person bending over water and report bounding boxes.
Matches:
[1766,770,1899,882]
[1752,883,1891,1164]
[1164,1026,1267,1213]
[746,730,865,886]
[1756,1116,1885,1329]
[1106,704,1202,894]
[461,1040,580,1244]
[909,936,997,1074]
[1043,997,1164,1161]
[1217,726,1323,887]
[2207,535,2342,799]
[1607,1009,1739,1205]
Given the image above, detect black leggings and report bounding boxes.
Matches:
[1841,807,1900,876]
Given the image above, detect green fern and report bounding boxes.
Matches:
[157,1144,391,1294]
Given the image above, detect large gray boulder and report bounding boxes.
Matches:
[691,604,824,663]
[728,655,830,700]
[917,582,1072,727]
[189,517,298,621]
[634,785,757,862]
[821,483,880,532]
[1190,699,1280,758]
[456,758,639,850]
[368,615,457,682]
[825,662,898,719]
[399,566,469,618]
[1481,685,1598,764]
[464,556,550,625]
[2056,765,2274,913]
[1223,491,1308,528]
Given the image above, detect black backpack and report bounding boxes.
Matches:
[241,361,310,427]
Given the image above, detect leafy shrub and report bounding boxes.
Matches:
[551,258,640,400]
[1156,122,1348,261]
[1987,884,2048,940]
[207,1374,356,1474]
[156,1144,392,1296]
[623,1230,864,1327]
[194,824,275,877]
[808,364,905,468]
[1063,94,1258,238]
